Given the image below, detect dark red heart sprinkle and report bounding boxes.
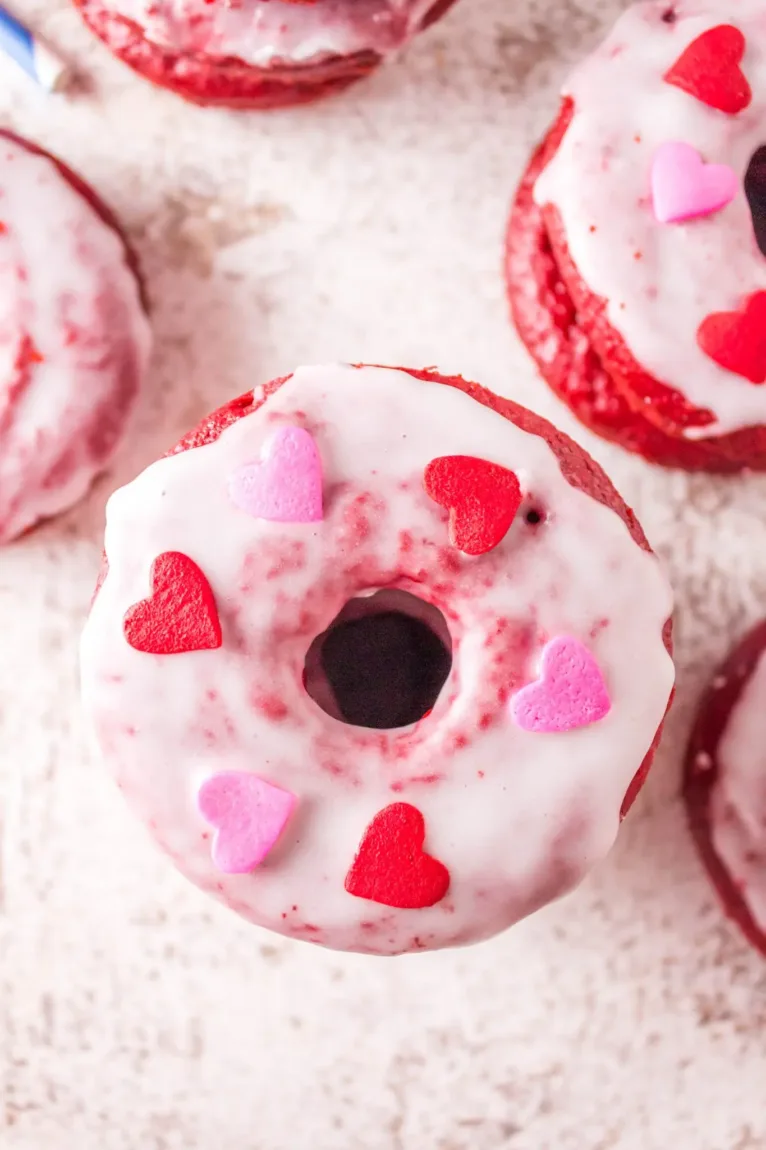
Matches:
[664,25,752,115]
[697,292,766,384]
[344,802,450,909]
[123,551,223,655]
[423,455,522,556]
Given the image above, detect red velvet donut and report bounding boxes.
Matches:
[507,1,766,471]
[82,365,674,955]
[0,130,149,543]
[74,0,459,109]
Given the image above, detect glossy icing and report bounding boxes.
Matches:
[0,134,150,543]
[534,0,766,438]
[711,650,766,932]
[97,0,440,67]
[80,364,674,955]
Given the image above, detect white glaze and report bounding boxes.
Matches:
[97,0,440,67]
[534,0,766,439]
[80,364,674,955]
[0,135,150,543]
[711,651,766,932]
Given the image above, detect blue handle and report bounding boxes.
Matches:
[0,5,37,80]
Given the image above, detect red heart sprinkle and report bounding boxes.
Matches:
[124,551,223,655]
[344,803,450,909]
[697,292,766,384]
[423,455,522,556]
[664,25,752,115]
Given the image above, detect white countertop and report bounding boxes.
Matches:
[1,0,765,1146]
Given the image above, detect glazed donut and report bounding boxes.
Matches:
[80,365,674,955]
[507,0,766,472]
[73,0,459,109]
[0,131,150,544]
[685,623,766,957]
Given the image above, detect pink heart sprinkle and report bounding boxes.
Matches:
[510,636,611,734]
[228,426,323,523]
[197,772,297,874]
[651,141,738,224]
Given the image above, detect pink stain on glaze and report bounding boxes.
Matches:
[196,771,297,875]
[228,426,323,523]
[651,142,738,224]
[510,636,611,734]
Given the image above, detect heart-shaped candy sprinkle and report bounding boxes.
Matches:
[197,771,296,874]
[651,142,738,224]
[345,803,450,909]
[229,425,323,523]
[664,25,752,115]
[423,455,522,556]
[697,292,766,384]
[123,552,222,655]
[510,636,611,734]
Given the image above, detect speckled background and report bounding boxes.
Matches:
[1,1,765,1147]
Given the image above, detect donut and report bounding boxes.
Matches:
[685,623,766,957]
[80,364,675,955]
[74,0,459,109]
[0,131,150,545]
[506,0,766,472]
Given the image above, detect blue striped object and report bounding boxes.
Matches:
[0,5,68,91]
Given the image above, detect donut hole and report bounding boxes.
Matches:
[303,589,452,730]
[661,7,677,24]
[745,146,766,257]
[524,507,544,526]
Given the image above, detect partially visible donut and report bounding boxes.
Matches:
[507,1,766,471]
[685,623,766,957]
[81,364,674,955]
[0,131,150,544]
[73,0,459,109]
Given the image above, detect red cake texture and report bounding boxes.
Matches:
[0,130,149,543]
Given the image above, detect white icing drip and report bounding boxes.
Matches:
[0,136,151,543]
[80,364,674,955]
[711,651,766,932]
[534,0,766,439]
[98,0,440,67]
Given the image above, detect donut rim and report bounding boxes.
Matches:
[507,98,766,472]
[0,128,148,314]
[72,0,460,110]
[684,621,766,958]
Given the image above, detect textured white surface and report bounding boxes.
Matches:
[1,0,765,1146]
